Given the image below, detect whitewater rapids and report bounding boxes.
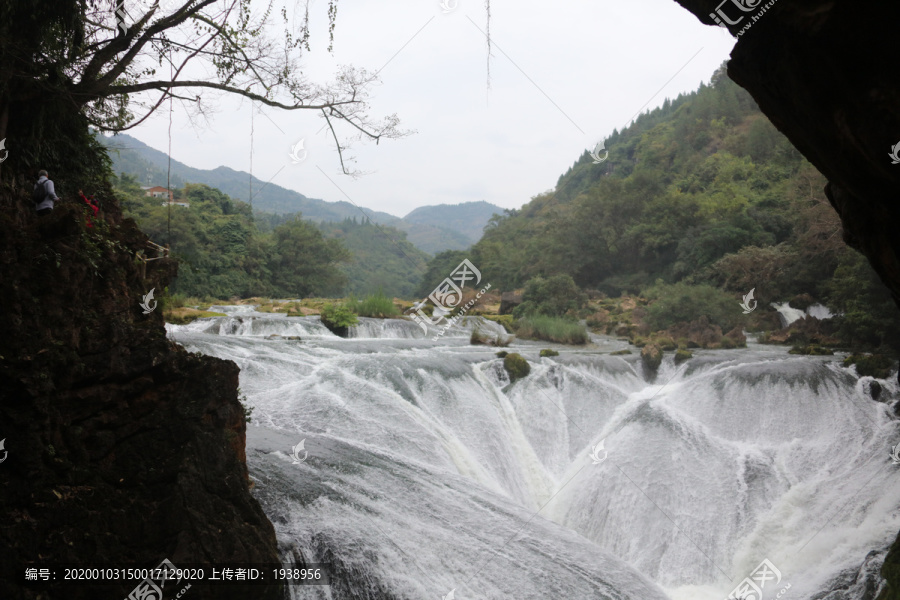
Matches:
[168,308,900,600]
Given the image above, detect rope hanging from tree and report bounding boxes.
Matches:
[166,48,173,246]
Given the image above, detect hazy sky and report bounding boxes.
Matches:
[125,0,736,218]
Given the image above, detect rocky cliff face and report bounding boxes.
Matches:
[670,1,900,597]
[0,191,282,599]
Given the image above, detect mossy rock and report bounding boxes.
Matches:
[641,344,662,372]
[789,293,815,311]
[165,308,227,325]
[674,348,693,364]
[844,354,895,379]
[539,349,559,357]
[789,345,834,356]
[495,350,508,358]
[484,314,515,333]
[610,349,631,356]
[654,336,676,351]
[720,336,737,349]
[503,353,531,382]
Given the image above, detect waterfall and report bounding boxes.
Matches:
[770,302,835,328]
[170,314,900,600]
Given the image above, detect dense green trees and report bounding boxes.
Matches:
[464,67,809,293]
[424,63,900,350]
[513,275,586,318]
[115,178,350,298]
[318,219,429,299]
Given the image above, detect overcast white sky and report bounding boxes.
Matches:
[125,0,736,218]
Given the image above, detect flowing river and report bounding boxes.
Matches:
[168,307,900,600]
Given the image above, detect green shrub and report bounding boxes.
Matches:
[789,345,833,355]
[167,292,187,309]
[641,282,742,332]
[512,274,587,318]
[539,348,559,357]
[674,348,693,363]
[321,303,359,335]
[655,336,677,351]
[484,314,515,333]
[353,289,400,318]
[165,309,227,325]
[515,315,589,345]
[503,353,531,382]
[843,354,895,378]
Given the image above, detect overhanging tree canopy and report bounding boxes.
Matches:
[0,0,406,185]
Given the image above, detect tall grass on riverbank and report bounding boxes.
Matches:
[352,290,400,318]
[515,316,589,345]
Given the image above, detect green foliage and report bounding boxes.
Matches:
[512,275,587,318]
[352,289,400,318]
[320,303,359,330]
[539,348,559,357]
[428,65,822,304]
[319,219,429,298]
[674,348,693,363]
[514,315,589,345]
[789,345,833,356]
[483,314,515,333]
[503,353,531,382]
[843,354,895,379]
[826,252,900,350]
[416,250,470,298]
[238,389,254,424]
[270,217,350,297]
[165,309,228,325]
[117,180,351,299]
[642,282,741,332]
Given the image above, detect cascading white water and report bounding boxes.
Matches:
[770,302,835,328]
[168,314,900,600]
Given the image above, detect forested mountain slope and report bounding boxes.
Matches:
[454,64,899,347]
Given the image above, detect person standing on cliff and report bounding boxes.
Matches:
[33,170,58,216]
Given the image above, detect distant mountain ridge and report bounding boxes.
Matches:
[100,133,503,254]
